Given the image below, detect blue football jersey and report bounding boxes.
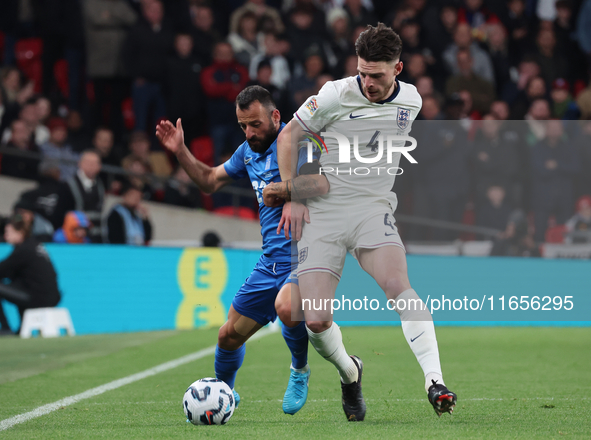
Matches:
[223,123,290,262]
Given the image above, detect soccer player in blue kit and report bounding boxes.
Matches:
[156,86,310,415]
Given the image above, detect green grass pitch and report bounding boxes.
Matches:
[1,326,590,439]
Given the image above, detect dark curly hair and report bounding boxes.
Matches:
[355,22,403,63]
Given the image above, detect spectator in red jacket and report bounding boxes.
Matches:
[200,42,249,164]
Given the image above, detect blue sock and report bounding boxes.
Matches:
[214,344,245,390]
[282,321,308,370]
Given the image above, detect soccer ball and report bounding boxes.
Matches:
[183,378,235,425]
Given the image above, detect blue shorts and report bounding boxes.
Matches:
[232,255,295,326]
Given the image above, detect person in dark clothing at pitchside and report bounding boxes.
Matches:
[0,214,61,335]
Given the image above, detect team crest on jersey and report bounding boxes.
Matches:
[299,247,308,264]
[397,107,411,130]
[305,98,318,116]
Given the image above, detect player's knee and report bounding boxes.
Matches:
[275,298,293,326]
[384,275,411,299]
[305,320,331,333]
[217,324,243,350]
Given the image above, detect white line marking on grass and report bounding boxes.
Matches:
[0,326,278,431]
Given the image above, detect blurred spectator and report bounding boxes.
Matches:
[249,60,290,117]
[528,28,570,87]
[415,75,444,104]
[286,7,326,65]
[324,8,351,78]
[399,53,427,84]
[122,131,172,177]
[123,0,174,131]
[15,160,62,223]
[52,150,104,242]
[574,120,591,197]
[2,99,50,146]
[0,214,60,335]
[550,78,580,119]
[0,119,40,180]
[457,0,500,42]
[229,0,284,36]
[471,115,520,202]
[457,90,481,122]
[104,180,152,245]
[524,99,552,146]
[290,51,325,109]
[36,97,52,126]
[575,78,591,119]
[577,0,591,70]
[123,157,156,200]
[489,100,510,121]
[13,196,54,243]
[443,23,495,85]
[531,120,580,241]
[446,50,495,114]
[249,33,291,90]
[344,0,377,31]
[189,5,220,65]
[511,76,548,120]
[489,209,540,257]
[423,5,457,69]
[53,211,91,244]
[486,23,512,96]
[39,117,80,181]
[565,195,591,243]
[419,95,443,120]
[202,230,221,247]
[500,0,531,62]
[399,19,430,62]
[200,42,249,164]
[163,166,202,208]
[0,67,35,113]
[67,111,92,153]
[93,127,123,192]
[84,0,137,141]
[411,96,470,241]
[165,34,207,142]
[228,11,262,67]
[0,90,6,140]
[475,185,513,234]
[343,54,359,78]
[501,58,541,106]
[554,0,586,81]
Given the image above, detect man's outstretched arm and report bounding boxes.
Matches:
[156,119,232,194]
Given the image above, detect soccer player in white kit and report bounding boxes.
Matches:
[263,23,457,421]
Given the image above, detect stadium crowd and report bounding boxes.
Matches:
[0,0,591,251]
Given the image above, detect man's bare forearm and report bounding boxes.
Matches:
[265,174,329,202]
[175,145,217,193]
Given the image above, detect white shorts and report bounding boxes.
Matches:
[297,202,405,280]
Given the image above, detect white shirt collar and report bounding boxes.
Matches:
[77,169,95,192]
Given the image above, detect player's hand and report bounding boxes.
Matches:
[277,201,310,241]
[156,118,184,155]
[263,182,286,207]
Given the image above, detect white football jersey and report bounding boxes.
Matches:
[294,76,422,211]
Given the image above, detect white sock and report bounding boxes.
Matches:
[306,323,358,384]
[395,289,444,392]
[291,363,310,374]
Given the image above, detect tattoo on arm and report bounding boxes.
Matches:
[290,175,323,201]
